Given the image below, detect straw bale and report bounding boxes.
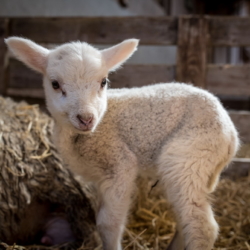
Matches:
[0,97,96,249]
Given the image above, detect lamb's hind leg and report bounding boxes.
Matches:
[158,148,221,250]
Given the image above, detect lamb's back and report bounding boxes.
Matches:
[105,83,228,166]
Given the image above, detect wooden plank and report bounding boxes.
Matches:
[176,16,208,88]
[7,16,250,47]
[9,60,250,97]
[10,61,177,92]
[8,59,175,93]
[209,17,250,46]
[10,17,177,45]
[7,88,44,98]
[9,59,43,89]
[222,158,250,179]
[0,18,9,95]
[206,64,250,96]
[109,64,175,88]
[229,111,250,143]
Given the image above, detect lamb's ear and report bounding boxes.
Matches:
[5,37,49,74]
[101,39,139,72]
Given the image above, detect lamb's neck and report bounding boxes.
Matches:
[53,121,78,146]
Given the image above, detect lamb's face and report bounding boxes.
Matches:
[44,43,108,132]
[5,37,139,133]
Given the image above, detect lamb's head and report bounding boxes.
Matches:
[5,37,139,132]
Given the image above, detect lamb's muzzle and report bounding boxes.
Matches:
[76,114,93,131]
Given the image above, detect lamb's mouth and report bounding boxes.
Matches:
[72,122,94,133]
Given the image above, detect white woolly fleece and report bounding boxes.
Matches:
[5,37,239,250]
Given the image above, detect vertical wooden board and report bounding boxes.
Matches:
[176,16,208,88]
[0,19,9,95]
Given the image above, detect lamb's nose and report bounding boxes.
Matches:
[77,114,93,126]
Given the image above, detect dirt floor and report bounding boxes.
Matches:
[120,173,250,250]
[118,145,250,250]
[2,173,250,250]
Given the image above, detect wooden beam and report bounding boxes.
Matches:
[10,17,177,45]
[7,16,250,47]
[8,59,175,92]
[8,59,250,97]
[176,16,208,88]
[7,88,45,98]
[9,61,250,97]
[0,18,9,95]
[9,61,176,90]
[229,111,250,143]
[209,17,250,46]
[9,59,43,89]
[222,158,250,179]
[109,64,175,88]
[206,64,250,96]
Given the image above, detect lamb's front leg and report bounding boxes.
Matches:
[96,161,137,250]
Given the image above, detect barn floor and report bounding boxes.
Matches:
[118,173,250,250]
[1,150,250,250]
[6,170,249,250]
[87,144,250,250]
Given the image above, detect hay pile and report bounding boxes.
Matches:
[0,96,250,250]
[120,175,250,250]
[0,97,96,249]
[121,145,250,250]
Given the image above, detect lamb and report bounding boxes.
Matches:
[5,36,240,250]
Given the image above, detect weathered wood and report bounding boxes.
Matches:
[9,59,43,89]
[9,60,250,97]
[229,111,250,143]
[10,17,177,45]
[7,88,45,98]
[109,64,175,88]
[8,59,175,92]
[209,17,250,46]
[176,16,208,88]
[0,18,9,95]
[222,158,250,179]
[7,16,250,47]
[206,64,250,96]
[7,16,250,46]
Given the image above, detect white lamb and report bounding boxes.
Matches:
[5,37,239,250]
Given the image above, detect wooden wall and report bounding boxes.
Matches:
[0,16,250,143]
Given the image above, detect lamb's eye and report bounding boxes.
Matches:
[101,78,107,88]
[52,81,60,90]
